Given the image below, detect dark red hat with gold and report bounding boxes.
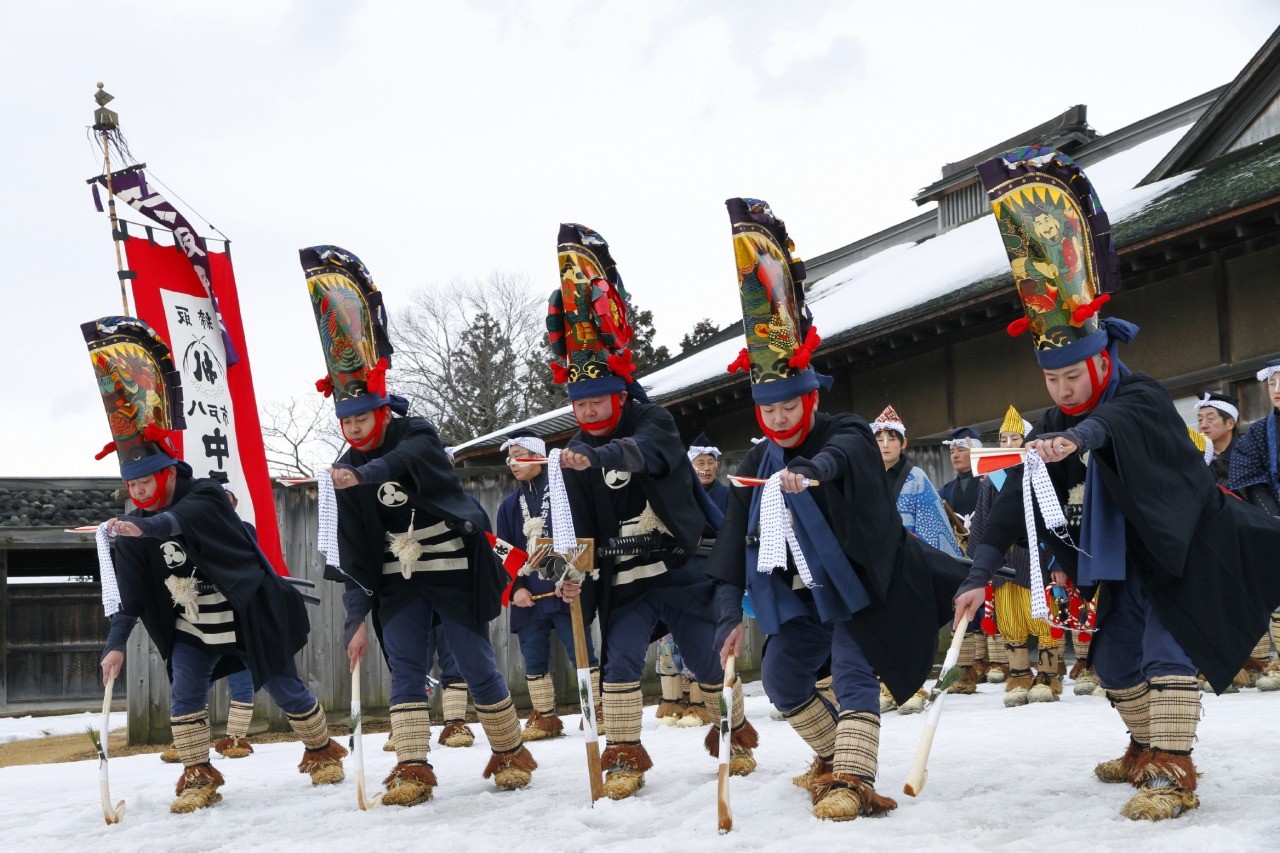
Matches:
[725,197,828,404]
[82,316,186,479]
[546,223,643,401]
[300,245,401,418]
[977,147,1131,369]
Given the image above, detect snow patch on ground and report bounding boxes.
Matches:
[0,712,125,744]
[3,681,1279,851]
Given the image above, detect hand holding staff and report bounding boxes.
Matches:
[903,614,970,797]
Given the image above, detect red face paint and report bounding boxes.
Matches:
[131,467,172,510]
[1058,351,1112,416]
[574,394,624,436]
[757,391,818,445]
[343,406,388,450]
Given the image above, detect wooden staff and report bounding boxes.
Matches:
[570,593,604,803]
[350,658,382,810]
[717,655,737,834]
[903,614,970,797]
[93,672,125,824]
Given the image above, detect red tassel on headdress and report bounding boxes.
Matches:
[143,422,179,456]
[94,441,118,461]
[1007,316,1030,337]
[606,348,636,384]
[726,348,751,374]
[365,358,389,397]
[787,327,821,370]
[548,361,570,384]
[980,581,997,635]
[315,376,334,397]
[1071,293,1111,324]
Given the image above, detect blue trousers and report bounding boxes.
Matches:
[1091,571,1196,687]
[762,610,880,715]
[434,623,462,686]
[604,594,721,684]
[170,640,314,717]
[517,612,597,675]
[227,667,254,704]
[383,596,508,707]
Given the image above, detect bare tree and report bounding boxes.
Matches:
[260,396,344,477]
[393,272,557,444]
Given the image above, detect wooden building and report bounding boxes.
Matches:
[454,30,1280,490]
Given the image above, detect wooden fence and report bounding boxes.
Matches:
[0,527,126,715]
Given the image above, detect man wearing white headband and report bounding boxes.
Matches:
[495,428,600,742]
[939,426,983,533]
[1196,391,1239,488]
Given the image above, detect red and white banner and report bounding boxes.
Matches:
[124,236,287,575]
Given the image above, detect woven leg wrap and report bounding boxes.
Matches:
[521,676,563,741]
[225,700,254,740]
[214,700,255,758]
[442,682,470,723]
[526,674,556,715]
[1147,676,1200,756]
[287,702,331,749]
[1251,633,1271,661]
[988,636,1009,666]
[1271,612,1280,652]
[289,704,346,784]
[1106,682,1151,747]
[659,674,683,702]
[590,667,605,736]
[831,711,879,783]
[1036,644,1060,677]
[390,702,432,763]
[475,695,524,754]
[1072,630,1092,659]
[603,681,644,746]
[1095,682,1151,783]
[171,709,212,768]
[782,694,838,760]
[958,632,976,664]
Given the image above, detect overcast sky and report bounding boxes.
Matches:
[3,0,1276,477]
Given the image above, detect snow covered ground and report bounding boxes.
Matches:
[3,680,1277,852]
[0,711,125,744]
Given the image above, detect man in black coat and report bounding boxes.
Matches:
[957,147,1280,822]
[547,223,756,801]
[87,316,344,815]
[302,245,535,807]
[708,198,966,822]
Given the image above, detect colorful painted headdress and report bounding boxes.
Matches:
[300,245,397,418]
[1195,391,1239,422]
[687,431,721,462]
[546,223,641,401]
[83,316,186,479]
[871,405,906,436]
[1000,405,1032,436]
[725,198,827,404]
[977,147,1127,369]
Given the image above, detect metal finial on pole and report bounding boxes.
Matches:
[94,82,132,316]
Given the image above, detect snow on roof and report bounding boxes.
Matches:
[455,125,1196,455]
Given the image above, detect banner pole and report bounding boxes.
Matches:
[92,82,132,316]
